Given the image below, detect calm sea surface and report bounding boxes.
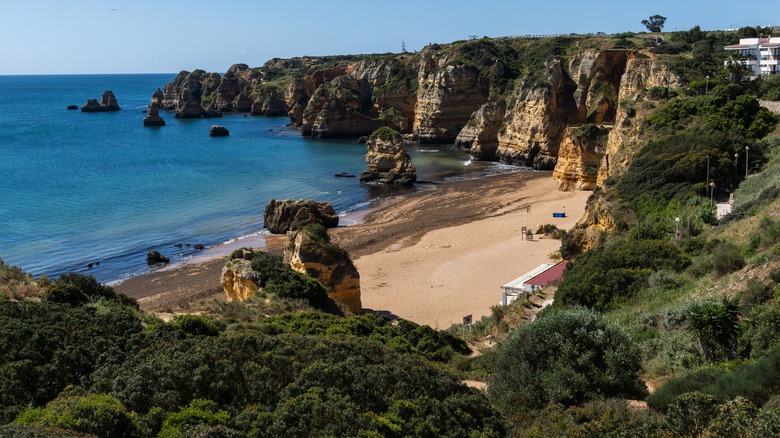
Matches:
[0,74,521,282]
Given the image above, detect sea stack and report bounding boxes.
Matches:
[359,127,416,185]
[81,90,121,112]
[143,101,166,126]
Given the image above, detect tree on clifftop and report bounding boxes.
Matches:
[642,15,667,33]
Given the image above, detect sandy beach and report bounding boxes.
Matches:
[116,171,590,328]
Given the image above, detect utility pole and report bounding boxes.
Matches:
[706,156,710,197]
[746,146,750,177]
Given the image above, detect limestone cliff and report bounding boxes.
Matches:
[283,227,362,314]
[552,125,609,190]
[598,58,680,185]
[496,60,578,169]
[455,102,505,160]
[413,54,489,144]
[301,76,380,138]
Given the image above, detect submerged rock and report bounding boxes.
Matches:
[66,105,78,110]
[359,127,416,185]
[263,199,339,234]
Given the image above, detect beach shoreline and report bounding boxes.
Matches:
[115,171,590,327]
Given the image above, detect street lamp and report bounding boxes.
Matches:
[705,75,710,94]
[675,217,680,239]
[746,146,750,177]
[710,181,715,206]
[735,152,739,175]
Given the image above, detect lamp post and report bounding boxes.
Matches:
[735,152,739,176]
[705,75,710,94]
[710,181,715,206]
[675,217,680,240]
[746,146,750,177]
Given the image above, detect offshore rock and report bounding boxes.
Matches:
[143,100,166,126]
[209,125,229,136]
[359,128,416,185]
[552,125,609,190]
[81,90,121,112]
[221,259,260,301]
[455,102,505,160]
[151,88,165,105]
[284,228,362,313]
[263,199,340,234]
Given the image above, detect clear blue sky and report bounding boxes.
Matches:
[2,0,777,75]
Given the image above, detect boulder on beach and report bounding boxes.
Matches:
[263,199,339,234]
[209,125,229,136]
[146,250,169,265]
[81,90,121,112]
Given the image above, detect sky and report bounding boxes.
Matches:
[1,0,778,75]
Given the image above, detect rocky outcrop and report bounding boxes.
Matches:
[220,259,259,301]
[146,250,169,265]
[496,61,578,169]
[284,227,361,313]
[301,76,380,138]
[413,59,489,144]
[81,90,121,112]
[455,102,505,160]
[162,69,222,118]
[553,125,609,190]
[143,101,166,126]
[263,199,340,234]
[359,128,416,184]
[209,125,229,136]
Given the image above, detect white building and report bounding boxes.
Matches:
[724,37,780,78]
[500,261,567,306]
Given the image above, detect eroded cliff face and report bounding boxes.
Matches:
[552,126,609,190]
[301,75,379,138]
[455,102,505,160]
[496,60,578,169]
[413,56,489,144]
[597,58,680,185]
[284,230,362,314]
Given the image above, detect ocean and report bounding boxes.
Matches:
[0,74,521,283]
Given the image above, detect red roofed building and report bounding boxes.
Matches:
[500,261,567,306]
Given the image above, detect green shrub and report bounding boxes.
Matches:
[686,297,740,362]
[740,278,774,307]
[158,399,231,438]
[488,307,646,411]
[556,239,690,310]
[706,397,780,437]
[664,391,719,437]
[42,283,89,306]
[712,242,745,276]
[13,392,140,437]
[169,315,220,337]
[249,252,330,308]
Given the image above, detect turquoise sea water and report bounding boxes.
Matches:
[0,74,520,283]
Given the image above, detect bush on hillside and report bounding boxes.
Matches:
[249,252,330,308]
[556,239,690,310]
[488,307,646,412]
